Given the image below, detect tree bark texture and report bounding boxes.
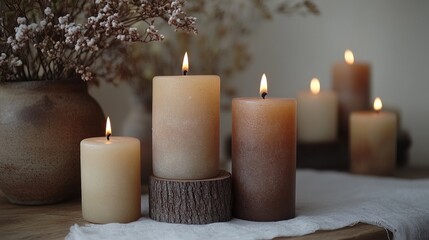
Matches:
[149,170,232,224]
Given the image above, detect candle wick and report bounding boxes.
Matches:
[183,70,188,76]
[261,92,267,99]
[107,134,111,141]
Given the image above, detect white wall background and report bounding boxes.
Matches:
[90,0,429,166]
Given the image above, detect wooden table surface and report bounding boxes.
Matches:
[1,167,427,240]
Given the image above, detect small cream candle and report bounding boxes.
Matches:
[350,98,397,176]
[81,117,141,223]
[232,74,296,221]
[152,52,219,180]
[297,78,338,142]
[332,50,371,135]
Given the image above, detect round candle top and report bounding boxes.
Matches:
[81,136,140,146]
[81,116,139,148]
[234,97,296,104]
[300,78,337,97]
[298,78,337,99]
[353,97,389,115]
[350,97,397,124]
[334,49,369,67]
[236,73,295,103]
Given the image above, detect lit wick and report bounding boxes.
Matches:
[345,49,354,65]
[373,97,382,114]
[182,51,189,76]
[106,116,112,141]
[260,73,268,99]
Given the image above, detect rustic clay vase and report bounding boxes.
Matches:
[0,79,105,205]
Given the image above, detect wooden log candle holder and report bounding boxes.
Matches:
[149,170,232,224]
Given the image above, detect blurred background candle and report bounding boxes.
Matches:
[332,50,370,137]
[350,98,397,176]
[232,74,296,221]
[297,78,338,143]
[81,117,141,223]
[152,52,220,180]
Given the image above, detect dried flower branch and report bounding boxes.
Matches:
[0,0,197,82]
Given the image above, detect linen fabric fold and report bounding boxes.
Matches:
[67,170,429,240]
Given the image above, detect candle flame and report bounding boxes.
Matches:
[259,73,268,99]
[373,97,382,112]
[310,78,320,95]
[344,49,354,65]
[182,52,189,74]
[106,116,112,140]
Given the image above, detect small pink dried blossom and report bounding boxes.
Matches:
[0,0,197,82]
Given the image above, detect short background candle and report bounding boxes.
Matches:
[350,98,397,176]
[332,50,370,136]
[297,78,338,142]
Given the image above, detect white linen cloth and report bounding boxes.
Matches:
[66,170,429,240]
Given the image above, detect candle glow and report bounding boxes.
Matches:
[182,52,189,75]
[373,97,382,112]
[345,49,354,65]
[310,78,320,95]
[260,73,268,99]
[106,116,112,140]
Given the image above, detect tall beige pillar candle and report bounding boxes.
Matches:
[152,53,220,180]
[332,50,370,136]
[81,117,141,223]
[350,98,397,176]
[232,74,296,221]
[297,78,338,142]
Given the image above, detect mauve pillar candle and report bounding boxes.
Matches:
[232,94,296,221]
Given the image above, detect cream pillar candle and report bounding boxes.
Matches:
[297,78,338,142]
[332,50,370,136]
[350,98,397,176]
[81,117,141,223]
[152,52,220,180]
[232,74,296,221]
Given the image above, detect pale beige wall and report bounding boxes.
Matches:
[90,0,429,166]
